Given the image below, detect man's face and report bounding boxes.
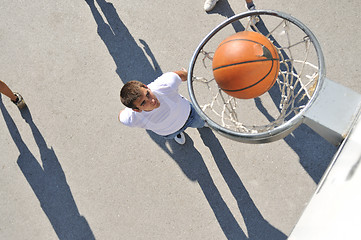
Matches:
[132,86,160,112]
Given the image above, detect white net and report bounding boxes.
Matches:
[189,11,322,138]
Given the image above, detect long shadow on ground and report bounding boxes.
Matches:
[150,128,287,240]
[0,98,95,240]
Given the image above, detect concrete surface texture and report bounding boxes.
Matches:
[0,0,360,239]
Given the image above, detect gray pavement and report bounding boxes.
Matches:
[0,0,360,239]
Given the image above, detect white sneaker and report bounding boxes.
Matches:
[174,132,186,145]
[204,0,218,12]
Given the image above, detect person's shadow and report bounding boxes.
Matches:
[0,98,95,240]
[150,129,287,240]
[86,0,162,84]
[199,128,287,240]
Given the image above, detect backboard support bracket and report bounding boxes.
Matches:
[304,78,361,146]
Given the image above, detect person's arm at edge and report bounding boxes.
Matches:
[118,109,123,121]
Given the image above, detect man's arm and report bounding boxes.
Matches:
[118,110,123,122]
[173,68,188,82]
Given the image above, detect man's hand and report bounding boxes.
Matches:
[174,68,188,82]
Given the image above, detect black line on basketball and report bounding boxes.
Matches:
[221,59,277,92]
[213,57,279,71]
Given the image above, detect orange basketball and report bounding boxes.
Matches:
[212,31,280,99]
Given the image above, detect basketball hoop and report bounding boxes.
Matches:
[188,10,325,143]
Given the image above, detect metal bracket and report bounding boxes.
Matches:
[304,78,361,146]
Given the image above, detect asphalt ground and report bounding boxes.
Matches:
[1,0,360,239]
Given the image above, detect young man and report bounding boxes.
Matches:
[118,69,206,145]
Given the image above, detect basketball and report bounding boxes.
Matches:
[212,31,280,99]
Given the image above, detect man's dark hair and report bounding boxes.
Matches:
[120,81,147,109]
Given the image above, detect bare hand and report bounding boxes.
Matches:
[174,68,188,81]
